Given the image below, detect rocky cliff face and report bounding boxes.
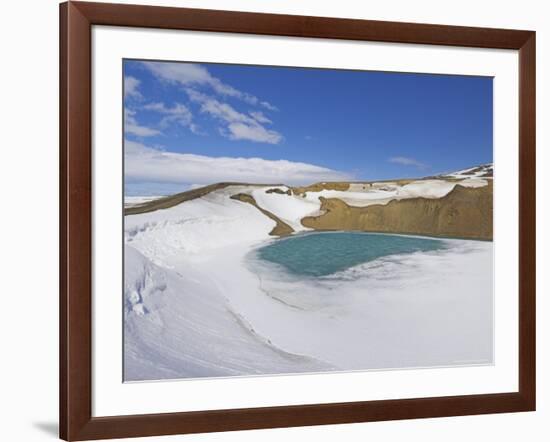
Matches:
[301,182,493,240]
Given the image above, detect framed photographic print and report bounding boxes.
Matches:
[60,1,536,440]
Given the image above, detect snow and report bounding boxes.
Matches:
[124,195,164,208]
[244,238,492,368]
[457,178,488,188]
[302,188,398,207]
[249,186,320,231]
[125,186,275,266]
[444,163,493,179]
[301,178,487,208]
[124,186,335,379]
[125,244,329,380]
[399,180,456,198]
[124,183,493,380]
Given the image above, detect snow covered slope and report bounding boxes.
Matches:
[124,169,493,380]
[125,244,330,380]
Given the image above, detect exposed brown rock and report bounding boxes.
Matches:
[230,193,294,236]
[266,188,291,195]
[301,182,493,240]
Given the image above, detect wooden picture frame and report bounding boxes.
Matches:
[60,1,536,440]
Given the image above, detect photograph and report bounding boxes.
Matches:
[3,0,543,440]
[123,59,494,382]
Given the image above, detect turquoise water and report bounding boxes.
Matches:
[256,232,447,277]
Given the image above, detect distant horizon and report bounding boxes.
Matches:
[124,161,493,197]
[124,60,493,196]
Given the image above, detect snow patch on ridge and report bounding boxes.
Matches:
[301,178,487,208]
[444,163,493,179]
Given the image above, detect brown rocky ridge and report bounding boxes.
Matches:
[301,181,492,240]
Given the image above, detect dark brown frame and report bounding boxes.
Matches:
[60,1,536,440]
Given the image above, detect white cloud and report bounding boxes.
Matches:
[222,123,281,144]
[124,76,142,99]
[249,111,272,124]
[125,140,351,186]
[260,101,278,111]
[142,102,200,134]
[187,89,282,144]
[141,61,276,110]
[388,156,428,169]
[124,108,160,137]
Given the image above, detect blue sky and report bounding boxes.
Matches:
[124,59,492,195]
